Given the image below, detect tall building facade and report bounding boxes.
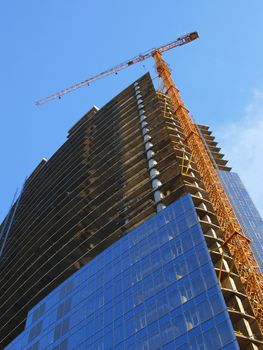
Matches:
[0,73,262,349]
[219,171,263,271]
[197,125,263,271]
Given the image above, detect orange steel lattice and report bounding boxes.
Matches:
[152,50,263,333]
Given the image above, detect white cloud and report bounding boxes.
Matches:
[215,89,263,216]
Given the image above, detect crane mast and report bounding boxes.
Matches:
[36,32,263,332]
[152,50,263,332]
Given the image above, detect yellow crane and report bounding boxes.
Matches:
[36,32,263,332]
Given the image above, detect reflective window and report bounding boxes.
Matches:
[56,298,71,320]
[5,195,239,350]
[28,321,42,342]
[53,339,68,350]
[59,280,74,300]
[219,171,263,271]
[32,304,45,323]
[27,341,39,350]
[54,318,70,341]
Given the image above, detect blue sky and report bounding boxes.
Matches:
[1,0,263,221]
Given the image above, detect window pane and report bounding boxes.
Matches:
[28,321,42,342]
[197,300,212,323]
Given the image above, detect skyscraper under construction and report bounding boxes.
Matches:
[0,73,262,349]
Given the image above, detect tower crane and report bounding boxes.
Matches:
[36,32,263,332]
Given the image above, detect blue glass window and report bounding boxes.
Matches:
[28,321,42,342]
[54,318,70,341]
[5,195,239,350]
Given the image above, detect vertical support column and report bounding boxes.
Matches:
[134,82,166,212]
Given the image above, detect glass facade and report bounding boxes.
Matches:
[5,194,239,350]
[219,170,263,271]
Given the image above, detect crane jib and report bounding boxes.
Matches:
[35,32,199,106]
